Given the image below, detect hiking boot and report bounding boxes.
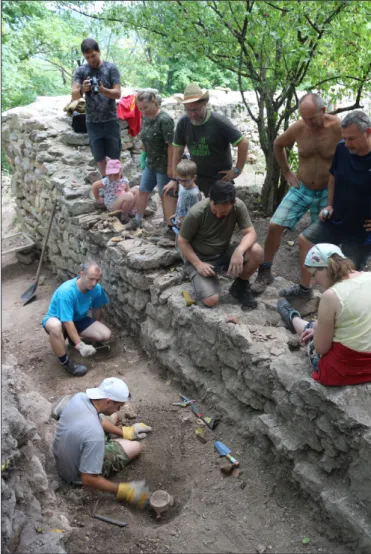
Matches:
[277,299,301,333]
[62,358,87,377]
[279,283,313,299]
[230,278,258,309]
[125,218,142,231]
[251,266,274,294]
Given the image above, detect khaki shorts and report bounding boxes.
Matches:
[185,243,239,301]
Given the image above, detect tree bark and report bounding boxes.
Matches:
[261,148,281,215]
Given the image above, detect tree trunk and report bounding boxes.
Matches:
[260,148,281,216]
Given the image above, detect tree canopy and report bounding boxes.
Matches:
[2,0,370,213]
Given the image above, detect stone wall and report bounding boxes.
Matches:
[2,354,70,554]
[2,95,371,551]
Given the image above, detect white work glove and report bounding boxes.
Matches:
[75,341,96,357]
[122,423,152,440]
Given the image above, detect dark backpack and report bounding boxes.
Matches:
[71,111,87,133]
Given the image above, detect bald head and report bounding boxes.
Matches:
[299,93,326,129]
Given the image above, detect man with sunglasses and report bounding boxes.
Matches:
[42,260,111,377]
[163,83,248,199]
[280,110,371,299]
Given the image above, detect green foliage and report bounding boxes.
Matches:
[2,0,370,213]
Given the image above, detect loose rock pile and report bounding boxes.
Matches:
[2,94,371,551]
[2,354,70,554]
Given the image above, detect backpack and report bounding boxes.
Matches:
[71,111,87,133]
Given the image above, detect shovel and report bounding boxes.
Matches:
[214,441,240,466]
[21,201,57,306]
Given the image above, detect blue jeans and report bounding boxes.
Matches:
[139,166,169,196]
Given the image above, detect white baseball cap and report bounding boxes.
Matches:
[304,243,346,268]
[86,377,130,402]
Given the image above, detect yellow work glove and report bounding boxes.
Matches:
[116,481,149,509]
[122,422,152,440]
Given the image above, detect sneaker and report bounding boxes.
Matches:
[277,299,301,333]
[163,226,175,239]
[62,359,87,377]
[125,218,142,231]
[120,213,130,225]
[229,279,258,309]
[279,283,313,299]
[251,267,274,294]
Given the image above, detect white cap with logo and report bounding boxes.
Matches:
[86,377,130,403]
[304,243,346,268]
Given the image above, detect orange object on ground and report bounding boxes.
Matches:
[117,94,142,137]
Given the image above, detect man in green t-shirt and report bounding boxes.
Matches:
[178,182,263,309]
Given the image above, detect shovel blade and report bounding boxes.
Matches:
[20,283,37,305]
[214,440,231,457]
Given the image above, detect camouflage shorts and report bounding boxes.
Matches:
[102,429,130,477]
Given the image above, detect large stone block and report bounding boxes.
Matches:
[60,130,90,146]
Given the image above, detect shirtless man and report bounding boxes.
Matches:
[251,93,342,294]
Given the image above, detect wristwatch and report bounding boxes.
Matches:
[233,167,240,176]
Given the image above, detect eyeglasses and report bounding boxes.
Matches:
[184,106,205,114]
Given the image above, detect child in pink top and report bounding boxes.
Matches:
[92,159,139,223]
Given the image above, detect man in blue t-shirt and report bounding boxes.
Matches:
[42,260,111,376]
[280,110,371,299]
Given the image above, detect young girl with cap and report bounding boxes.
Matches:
[277,243,371,386]
[92,159,139,223]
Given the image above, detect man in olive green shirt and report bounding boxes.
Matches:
[178,181,263,309]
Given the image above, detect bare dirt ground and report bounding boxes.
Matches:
[2,204,351,553]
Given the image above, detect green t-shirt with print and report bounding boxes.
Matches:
[140,111,174,174]
[180,197,252,257]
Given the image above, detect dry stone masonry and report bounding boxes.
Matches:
[2,93,371,552]
[1,354,70,554]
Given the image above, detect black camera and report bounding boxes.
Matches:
[89,76,99,95]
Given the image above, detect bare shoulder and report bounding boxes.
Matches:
[275,120,304,145]
[324,113,342,129]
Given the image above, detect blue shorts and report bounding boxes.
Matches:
[139,166,169,196]
[86,120,122,163]
[43,316,96,336]
[271,183,328,230]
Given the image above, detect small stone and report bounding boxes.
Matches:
[256,545,267,554]
[220,464,234,476]
[226,315,239,324]
[240,481,247,490]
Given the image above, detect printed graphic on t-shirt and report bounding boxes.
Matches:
[190,136,210,157]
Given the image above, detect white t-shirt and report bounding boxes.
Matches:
[332,273,371,352]
[52,392,104,483]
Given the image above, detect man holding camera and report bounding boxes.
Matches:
[72,38,122,177]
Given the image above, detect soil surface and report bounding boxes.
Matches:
[2,220,352,553]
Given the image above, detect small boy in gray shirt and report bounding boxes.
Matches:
[171,159,202,234]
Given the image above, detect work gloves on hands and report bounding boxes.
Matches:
[122,422,152,440]
[75,341,96,357]
[116,480,149,509]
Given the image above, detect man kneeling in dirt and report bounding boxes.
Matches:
[52,377,151,508]
[42,260,111,377]
[178,181,263,309]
